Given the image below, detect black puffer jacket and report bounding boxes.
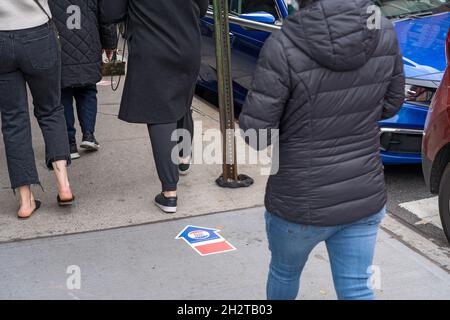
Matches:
[239,0,405,226]
[49,0,117,88]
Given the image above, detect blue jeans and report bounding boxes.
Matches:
[61,85,98,144]
[265,208,386,300]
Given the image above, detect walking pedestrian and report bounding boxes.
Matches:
[0,0,75,219]
[100,0,208,214]
[239,0,405,300]
[48,0,117,160]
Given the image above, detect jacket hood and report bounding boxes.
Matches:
[282,0,381,71]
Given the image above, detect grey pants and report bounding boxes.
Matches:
[0,24,70,189]
[148,109,194,192]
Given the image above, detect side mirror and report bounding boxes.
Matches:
[239,12,276,25]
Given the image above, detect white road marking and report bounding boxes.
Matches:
[399,197,443,229]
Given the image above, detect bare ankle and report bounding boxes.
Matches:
[163,191,177,198]
[179,156,191,164]
[18,186,34,206]
[18,188,36,216]
[59,188,73,199]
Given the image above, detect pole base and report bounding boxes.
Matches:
[216,174,254,188]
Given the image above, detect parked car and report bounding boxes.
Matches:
[422,28,450,243]
[198,0,450,165]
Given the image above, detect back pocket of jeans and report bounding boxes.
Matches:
[23,32,58,70]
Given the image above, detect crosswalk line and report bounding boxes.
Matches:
[399,197,443,229]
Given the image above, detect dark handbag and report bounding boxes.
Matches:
[102,22,128,91]
[101,51,126,77]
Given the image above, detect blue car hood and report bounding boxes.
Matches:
[394,12,450,86]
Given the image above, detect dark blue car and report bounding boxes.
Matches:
[198,0,450,165]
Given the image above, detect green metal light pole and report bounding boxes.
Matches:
[212,0,253,188]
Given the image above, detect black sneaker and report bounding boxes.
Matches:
[80,133,100,151]
[154,193,177,214]
[179,160,191,176]
[70,143,80,160]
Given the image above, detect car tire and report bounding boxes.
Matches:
[438,163,450,244]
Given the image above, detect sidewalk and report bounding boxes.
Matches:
[0,82,268,243]
[0,207,449,300]
[0,79,449,299]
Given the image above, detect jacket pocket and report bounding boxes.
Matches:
[23,29,58,70]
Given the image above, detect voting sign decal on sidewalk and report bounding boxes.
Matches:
[175,225,237,256]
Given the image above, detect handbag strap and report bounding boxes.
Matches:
[111,20,128,92]
[33,0,52,22]
[32,0,61,42]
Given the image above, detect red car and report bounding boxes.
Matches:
[422,29,450,243]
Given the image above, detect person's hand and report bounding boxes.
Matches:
[103,49,115,62]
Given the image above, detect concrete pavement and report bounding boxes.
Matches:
[0,77,449,253]
[0,78,449,299]
[0,207,449,300]
[0,82,269,243]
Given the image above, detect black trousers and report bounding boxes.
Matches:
[147,109,194,192]
[0,24,70,189]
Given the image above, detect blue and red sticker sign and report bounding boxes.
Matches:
[175,225,236,256]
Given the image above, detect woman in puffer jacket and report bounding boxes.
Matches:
[240,0,405,300]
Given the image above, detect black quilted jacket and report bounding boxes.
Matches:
[239,0,405,226]
[49,0,117,88]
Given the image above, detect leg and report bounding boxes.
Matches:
[325,208,386,300]
[0,70,39,217]
[61,87,76,145]
[20,26,72,200]
[52,160,72,201]
[75,85,100,151]
[17,186,37,218]
[265,211,334,300]
[177,108,194,160]
[74,85,98,137]
[147,122,179,194]
[23,39,70,169]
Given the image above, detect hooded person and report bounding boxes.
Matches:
[48,0,117,160]
[100,0,208,214]
[239,0,405,300]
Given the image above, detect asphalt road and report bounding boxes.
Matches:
[384,164,449,247]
